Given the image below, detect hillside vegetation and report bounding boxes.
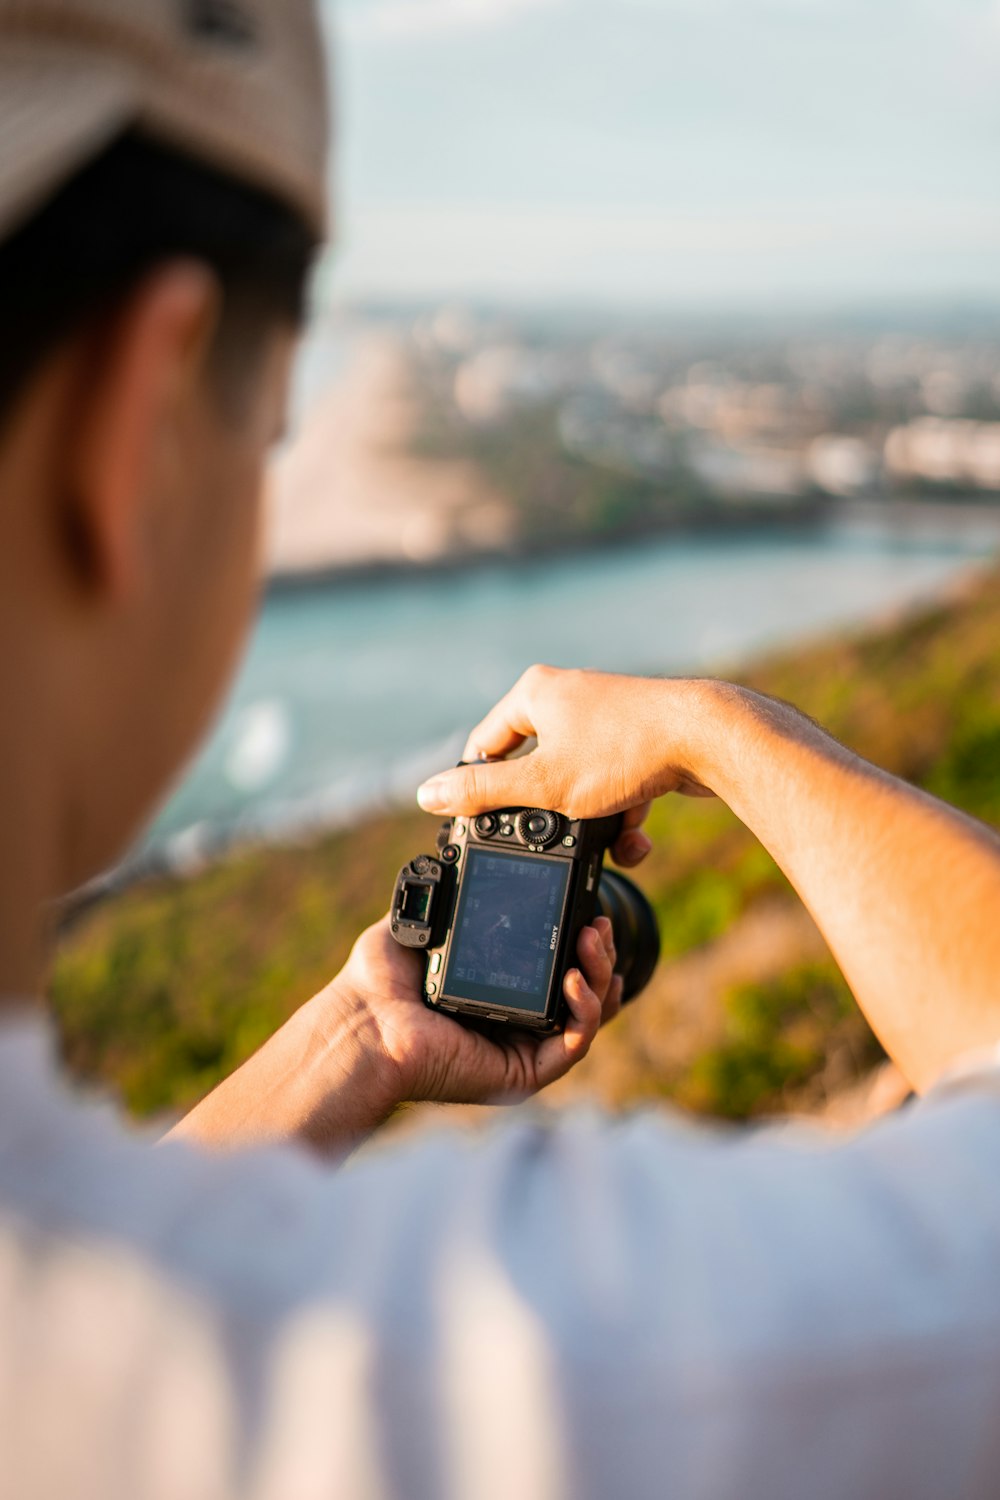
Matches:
[51,562,1000,1126]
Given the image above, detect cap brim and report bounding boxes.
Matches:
[0,42,139,243]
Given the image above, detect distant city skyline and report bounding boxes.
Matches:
[322,0,1000,310]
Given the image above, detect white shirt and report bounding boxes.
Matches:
[1,1013,1000,1500]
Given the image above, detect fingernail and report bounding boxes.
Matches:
[417,780,448,811]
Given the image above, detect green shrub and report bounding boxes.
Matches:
[679,961,883,1120]
[923,717,1000,827]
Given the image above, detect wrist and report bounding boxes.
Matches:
[665,677,843,826]
[650,676,747,797]
[170,980,406,1159]
[291,981,407,1152]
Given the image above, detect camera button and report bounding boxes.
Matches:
[499,824,514,837]
[425,982,438,998]
[441,843,461,864]
[429,952,442,974]
[454,821,467,837]
[474,814,497,837]
[515,808,560,847]
[562,835,577,848]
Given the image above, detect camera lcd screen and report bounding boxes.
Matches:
[443,847,570,1013]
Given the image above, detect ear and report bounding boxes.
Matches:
[64,261,220,600]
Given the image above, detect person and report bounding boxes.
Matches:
[2,3,1000,1497]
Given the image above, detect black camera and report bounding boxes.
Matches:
[390,806,660,1034]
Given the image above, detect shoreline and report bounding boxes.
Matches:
[264,494,1000,596]
[265,331,1000,595]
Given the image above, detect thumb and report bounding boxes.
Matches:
[417,755,554,815]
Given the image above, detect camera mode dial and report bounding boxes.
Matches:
[515,808,561,848]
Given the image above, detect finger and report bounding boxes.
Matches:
[595,922,622,1023]
[549,968,602,1068]
[564,964,602,1047]
[417,750,553,816]
[601,974,624,1027]
[612,802,653,866]
[613,831,653,867]
[593,914,614,952]
[527,966,605,1091]
[622,801,652,831]
[577,923,614,1002]
[460,673,539,763]
[678,780,717,799]
[592,915,617,973]
[587,919,622,1025]
[345,912,420,985]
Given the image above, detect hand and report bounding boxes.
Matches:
[332,911,623,1107]
[169,911,622,1159]
[416,665,714,867]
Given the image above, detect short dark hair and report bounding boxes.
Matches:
[0,130,318,426]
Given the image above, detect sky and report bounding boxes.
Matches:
[320,0,1000,311]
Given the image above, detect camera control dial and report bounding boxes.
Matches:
[515,808,561,848]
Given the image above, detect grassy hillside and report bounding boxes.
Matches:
[51,562,1000,1125]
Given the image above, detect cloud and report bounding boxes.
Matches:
[340,0,564,42]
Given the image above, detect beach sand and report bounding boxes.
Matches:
[265,333,513,578]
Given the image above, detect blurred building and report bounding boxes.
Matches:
[808,436,880,497]
[453,344,567,424]
[884,418,1000,491]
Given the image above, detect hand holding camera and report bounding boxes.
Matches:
[329,907,623,1112]
[391,803,660,1034]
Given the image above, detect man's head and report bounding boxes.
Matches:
[0,0,328,895]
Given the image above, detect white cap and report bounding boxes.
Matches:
[0,0,330,244]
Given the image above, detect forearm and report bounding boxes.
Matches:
[681,680,1000,1092]
[165,984,401,1159]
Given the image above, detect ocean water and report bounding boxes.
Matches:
[146,520,998,865]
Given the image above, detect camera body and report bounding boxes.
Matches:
[391,807,625,1034]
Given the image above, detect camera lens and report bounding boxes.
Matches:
[515,809,560,846]
[596,872,660,1002]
